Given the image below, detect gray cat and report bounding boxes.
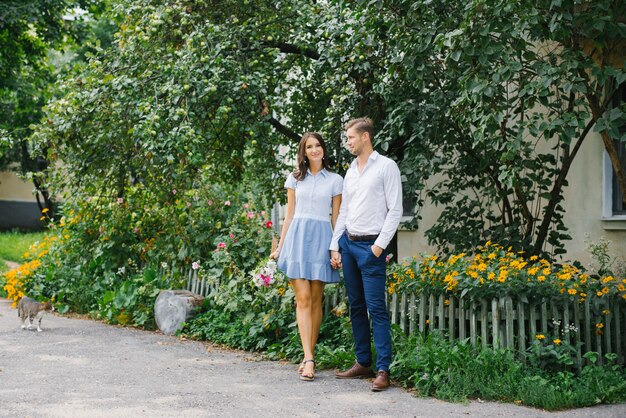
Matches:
[18,296,53,332]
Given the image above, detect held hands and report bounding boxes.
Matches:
[330,250,342,269]
[270,249,280,259]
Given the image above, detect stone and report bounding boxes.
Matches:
[154,290,204,335]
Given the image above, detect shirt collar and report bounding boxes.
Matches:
[306,168,329,177]
[350,151,380,169]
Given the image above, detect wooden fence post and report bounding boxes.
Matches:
[419,292,427,333]
[480,299,488,348]
[492,298,500,349]
[409,293,416,334]
[429,294,436,332]
[470,299,477,347]
[449,296,456,342]
[401,292,408,333]
[505,297,514,350]
[459,297,466,341]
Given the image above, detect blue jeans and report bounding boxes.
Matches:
[339,233,392,372]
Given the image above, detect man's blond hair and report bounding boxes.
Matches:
[344,117,374,140]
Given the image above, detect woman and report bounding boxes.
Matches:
[270,132,342,381]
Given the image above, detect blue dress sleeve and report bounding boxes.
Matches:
[332,174,343,197]
[284,173,297,190]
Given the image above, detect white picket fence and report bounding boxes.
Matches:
[185,269,626,364]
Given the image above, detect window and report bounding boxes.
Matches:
[611,83,626,215]
[603,82,626,219]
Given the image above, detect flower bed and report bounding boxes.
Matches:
[387,242,626,304]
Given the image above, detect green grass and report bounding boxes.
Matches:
[0,230,47,269]
[0,230,46,297]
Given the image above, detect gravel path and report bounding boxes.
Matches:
[1,297,625,417]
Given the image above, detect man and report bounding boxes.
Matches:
[330,117,403,392]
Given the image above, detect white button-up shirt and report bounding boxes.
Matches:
[329,151,403,251]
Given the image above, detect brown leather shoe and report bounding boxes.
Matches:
[371,370,390,391]
[335,362,374,379]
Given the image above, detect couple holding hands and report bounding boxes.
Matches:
[269,117,403,391]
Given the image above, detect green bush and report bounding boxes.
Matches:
[19,179,277,328]
[391,330,626,409]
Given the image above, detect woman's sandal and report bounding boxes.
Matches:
[300,359,315,381]
[298,360,306,375]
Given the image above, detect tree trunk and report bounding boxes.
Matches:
[580,70,626,201]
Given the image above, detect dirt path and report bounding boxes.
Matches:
[3,261,19,270]
[1,298,625,417]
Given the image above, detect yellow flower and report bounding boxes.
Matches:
[568,289,577,295]
[602,309,610,315]
[553,339,561,345]
[602,287,609,294]
[39,216,46,221]
[41,208,50,213]
[597,291,603,297]
[535,334,545,340]
[596,323,604,329]
[529,255,538,261]
[538,275,546,282]
[444,299,450,306]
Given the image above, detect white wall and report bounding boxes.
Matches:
[0,171,36,201]
[396,131,626,266]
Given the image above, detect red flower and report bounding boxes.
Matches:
[265,221,273,228]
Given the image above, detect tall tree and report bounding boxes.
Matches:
[31,0,626,258]
[0,0,109,212]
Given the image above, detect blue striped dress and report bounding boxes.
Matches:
[277,168,343,283]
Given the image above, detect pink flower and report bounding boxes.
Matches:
[243,203,249,209]
[217,242,227,249]
[117,198,124,204]
[192,261,200,270]
[224,200,231,206]
[186,202,191,207]
[133,227,140,234]
[385,255,392,263]
[229,233,235,239]
[208,200,213,206]
[172,189,177,195]
[265,221,273,229]
[247,211,255,219]
[261,211,266,217]
[260,274,272,287]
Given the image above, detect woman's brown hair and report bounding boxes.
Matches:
[293,132,332,181]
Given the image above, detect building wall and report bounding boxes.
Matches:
[396,131,626,266]
[0,171,43,230]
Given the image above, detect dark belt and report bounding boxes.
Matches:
[346,232,379,242]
